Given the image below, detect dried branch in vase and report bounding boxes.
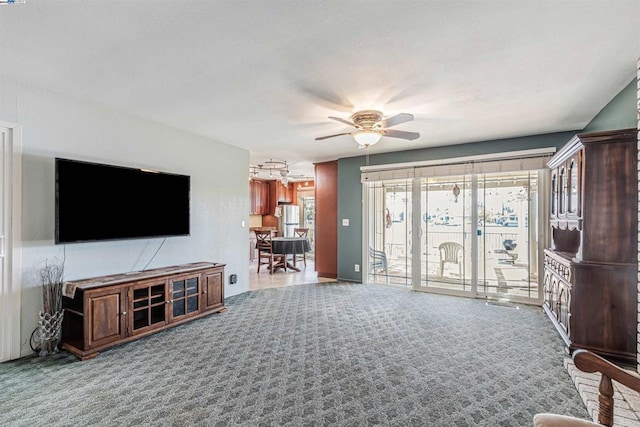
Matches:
[39,259,64,315]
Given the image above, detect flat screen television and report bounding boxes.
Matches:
[55,158,190,244]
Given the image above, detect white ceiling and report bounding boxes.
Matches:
[1,1,639,178]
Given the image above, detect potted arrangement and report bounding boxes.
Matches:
[37,259,65,356]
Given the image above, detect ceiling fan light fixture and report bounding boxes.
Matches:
[353,130,382,147]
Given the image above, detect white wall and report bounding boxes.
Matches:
[0,78,250,357]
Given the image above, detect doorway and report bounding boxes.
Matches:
[298,190,315,258]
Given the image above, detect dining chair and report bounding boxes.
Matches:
[293,228,309,267]
[255,230,282,274]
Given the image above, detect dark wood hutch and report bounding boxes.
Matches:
[543,128,637,365]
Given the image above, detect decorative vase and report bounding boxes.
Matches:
[38,309,64,356]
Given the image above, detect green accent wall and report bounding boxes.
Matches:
[583,79,637,132]
[337,155,368,282]
[336,131,578,282]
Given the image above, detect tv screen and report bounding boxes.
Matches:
[55,158,190,244]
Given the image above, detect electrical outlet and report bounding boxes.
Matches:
[354,264,360,272]
[229,274,238,284]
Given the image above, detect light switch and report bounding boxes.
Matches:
[241,220,246,228]
[342,219,350,226]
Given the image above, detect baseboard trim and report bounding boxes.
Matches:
[317,272,337,279]
[336,278,361,283]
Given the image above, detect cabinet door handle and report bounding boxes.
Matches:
[202,290,207,294]
[165,300,171,304]
[121,311,127,316]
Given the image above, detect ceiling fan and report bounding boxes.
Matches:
[315,110,420,148]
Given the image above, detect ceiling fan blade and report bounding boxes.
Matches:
[379,113,414,128]
[328,116,356,127]
[382,129,420,141]
[315,132,352,141]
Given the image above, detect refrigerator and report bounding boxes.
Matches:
[278,204,300,237]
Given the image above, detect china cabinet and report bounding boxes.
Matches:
[544,128,637,364]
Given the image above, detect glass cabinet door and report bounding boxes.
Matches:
[170,274,200,320]
[551,171,557,217]
[130,280,167,334]
[558,167,566,215]
[568,157,579,216]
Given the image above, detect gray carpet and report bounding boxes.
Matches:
[0,283,589,426]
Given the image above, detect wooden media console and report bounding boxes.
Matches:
[61,262,226,360]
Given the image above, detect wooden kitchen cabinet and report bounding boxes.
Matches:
[268,180,297,213]
[250,179,269,214]
[62,262,226,360]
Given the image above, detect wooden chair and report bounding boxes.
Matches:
[533,349,640,427]
[293,228,309,267]
[254,230,282,274]
[438,241,463,277]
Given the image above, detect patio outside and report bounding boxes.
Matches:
[366,172,539,302]
[370,221,537,300]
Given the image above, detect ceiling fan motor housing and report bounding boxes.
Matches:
[351,110,383,129]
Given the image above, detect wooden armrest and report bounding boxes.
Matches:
[572,349,640,426]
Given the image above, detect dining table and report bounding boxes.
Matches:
[271,237,311,272]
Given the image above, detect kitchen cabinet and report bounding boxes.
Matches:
[544,128,637,364]
[250,179,269,214]
[268,181,297,213]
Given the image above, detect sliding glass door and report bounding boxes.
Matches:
[366,179,412,286]
[419,175,473,295]
[365,170,543,304]
[476,172,539,300]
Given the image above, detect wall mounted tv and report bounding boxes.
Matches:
[55,158,190,244]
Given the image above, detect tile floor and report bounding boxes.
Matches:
[249,258,336,291]
[565,358,640,426]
